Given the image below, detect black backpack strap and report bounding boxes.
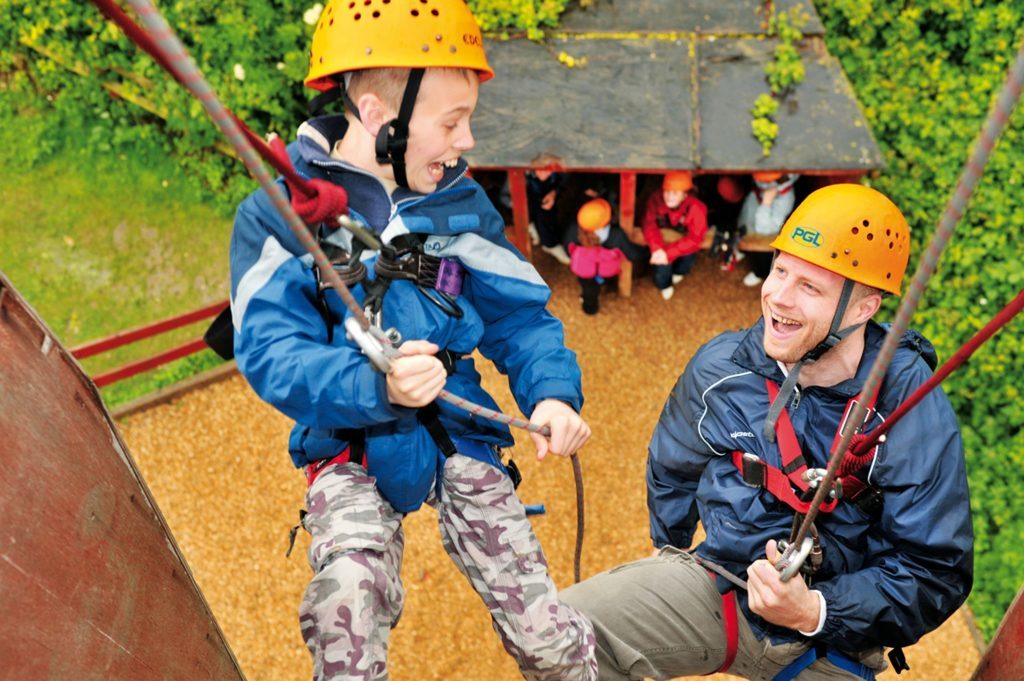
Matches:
[203,305,235,360]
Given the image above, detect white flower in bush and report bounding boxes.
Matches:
[304,3,323,25]
[233,63,246,81]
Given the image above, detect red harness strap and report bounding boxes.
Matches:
[733,380,883,515]
[305,447,356,487]
[706,570,739,674]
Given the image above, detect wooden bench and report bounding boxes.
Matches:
[612,229,774,298]
[699,230,776,252]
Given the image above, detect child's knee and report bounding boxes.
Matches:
[302,550,404,630]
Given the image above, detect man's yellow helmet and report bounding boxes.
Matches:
[771,184,911,295]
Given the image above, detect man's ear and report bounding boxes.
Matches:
[355,92,394,138]
[848,288,883,326]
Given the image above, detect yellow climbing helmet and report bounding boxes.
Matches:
[578,199,613,232]
[770,184,910,295]
[305,0,494,91]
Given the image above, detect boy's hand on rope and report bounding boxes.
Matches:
[747,540,821,632]
[385,341,446,408]
[528,399,591,461]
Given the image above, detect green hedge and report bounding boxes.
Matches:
[818,0,1024,639]
[0,0,569,209]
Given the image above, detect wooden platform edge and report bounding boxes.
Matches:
[112,360,239,420]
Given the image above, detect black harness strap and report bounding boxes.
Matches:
[375,68,424,188]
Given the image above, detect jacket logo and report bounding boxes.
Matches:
[791,226,823,247]
[730,431,755,438]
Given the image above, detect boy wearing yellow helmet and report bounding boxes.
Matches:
[230,2,596,679]
[564,185,971,681]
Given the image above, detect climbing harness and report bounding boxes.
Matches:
[90,0,587,582]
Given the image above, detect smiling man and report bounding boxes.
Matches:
[562,184,973,681]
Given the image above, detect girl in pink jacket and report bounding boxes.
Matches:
[569,198,624,315]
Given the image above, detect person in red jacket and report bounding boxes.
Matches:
[642,171,709,300]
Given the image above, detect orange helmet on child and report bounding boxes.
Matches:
[578,199,613,232]
[770,184,910,295]
[303,0,493,188]
[663,171,693,193]
[753,171,784,183]
[305,0,494,90]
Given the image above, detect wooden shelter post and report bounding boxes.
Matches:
[507,169,531,257]
[619,171,637,236]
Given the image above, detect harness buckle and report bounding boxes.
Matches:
[839,398,876,439]
[740,452,766,487]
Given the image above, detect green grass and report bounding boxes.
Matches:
[0,108,242,407]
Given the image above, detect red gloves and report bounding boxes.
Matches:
[268,134,348,227]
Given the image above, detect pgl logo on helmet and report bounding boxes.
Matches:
[791,226,823,247]
[463,33,482,47]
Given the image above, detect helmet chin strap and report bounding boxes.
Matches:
[308,70,425,189]
[763,278,863,442]
[373,68,424,189]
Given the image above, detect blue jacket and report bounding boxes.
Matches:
[647,318,973,651]
[230,116,583,512]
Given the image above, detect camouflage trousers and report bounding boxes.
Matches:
[299,454,597,681]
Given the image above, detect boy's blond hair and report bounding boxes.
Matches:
[345,67,474,114]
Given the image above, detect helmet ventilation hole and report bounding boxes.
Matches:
[411,8,419,16]
[354,12,361,19]
[372,10,380,17]
[852,260,859,267]
[862,219,870,227]
[866,233,874,241]
[830,252,838,259]
[432,8,440,15]
[851,226,859,235]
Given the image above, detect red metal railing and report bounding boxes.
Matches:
[71,299,228,388]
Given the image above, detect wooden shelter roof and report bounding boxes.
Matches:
[467,0,882,173]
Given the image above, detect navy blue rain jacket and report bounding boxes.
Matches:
[647,318,973,651]
[229,116,583,512]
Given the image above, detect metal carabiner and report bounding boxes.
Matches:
[344,316,401,373]
[776,536,814,582]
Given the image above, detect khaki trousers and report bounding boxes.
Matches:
[561,547,884,681]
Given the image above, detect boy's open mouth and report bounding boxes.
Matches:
[427,157,460,182]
